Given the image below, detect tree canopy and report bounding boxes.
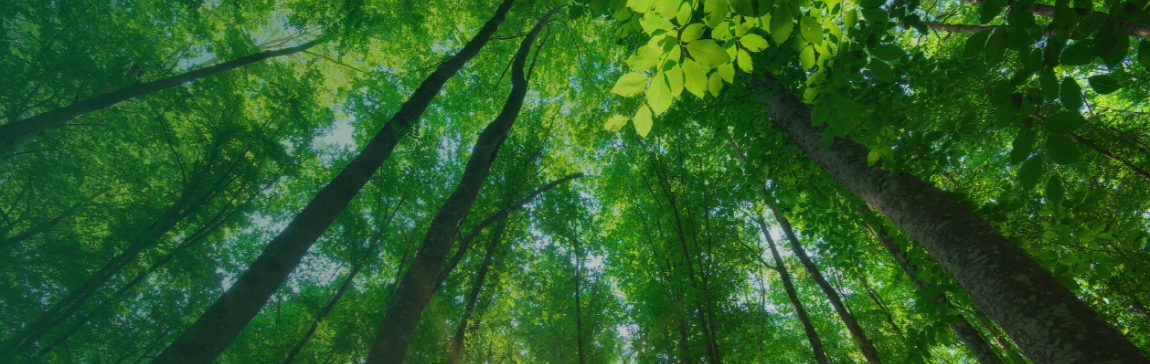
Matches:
[2,0,1149,363]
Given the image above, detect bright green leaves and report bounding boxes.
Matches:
[611,72,649,97]
[683,59,708,98]
[681,23,705,43]
[705,0,730,27]
[1046,133,1081,165]
[604,115,629,131]
[686,39,731,68]
[647,72,673,114]
[1060,77,1082,111]
[628,0,656,12]
[634,105,653,137]
[1086,75,1120,95]
[963,29,993,59]
[666,64,685,98]
[770,4,794,45]
[626,46,662,71]
[870,44,905,62]
[800,16,823,45]
[739,34,768,52]
[1018,157,1043,190]
[738,47,754,72]
[800,46,817,70]
[1045,112,1087,134]
[730,0,771,17]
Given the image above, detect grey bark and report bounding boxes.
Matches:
[752,216,831,364]
[149,2,517,362]
[747,72,1149,363]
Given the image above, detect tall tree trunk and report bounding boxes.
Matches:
[446,220,507,364]
[0,40,324,155]
[769,204,883,364]
[858,277,904,339]
[149,2,518,363]
[364,8,555,363]
[747,73,1150,363]
[955,0,1150,38]
[569,229,587,364]
[858,206,1007,364]
[752,216,831,364]
[1067,132,1150,183]
[0,187,109,248]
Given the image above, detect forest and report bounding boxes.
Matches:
[1,0,1149,363]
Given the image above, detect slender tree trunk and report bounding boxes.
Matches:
[0,188,109,248]
[365,9,555,363]
[281,257,365,364]
[748,73,1150,363]
[858,206,1007,364]
[859,277,903,339]
[0,40,324,155]
[769,204,883,364]
[571,230,587,364]
[446,220,507,364]
[149,2,518,363]
[955,0,1150,38]
[752,216,831,364]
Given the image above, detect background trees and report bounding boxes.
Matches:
[2,0,1149,363]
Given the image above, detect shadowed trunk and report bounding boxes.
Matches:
[149,2,518,362]
[446,220,507,364]
[364,8,556,363]
[752,216,830,364]
[748,72,1150,363]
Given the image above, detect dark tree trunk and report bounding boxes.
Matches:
[752,216,830,364]
[769,204,883,364]
[858,206,1007,364]
[569,230,587,364]
[149,2,518,363]
[858,277,903,339]
[446,220,507,364]
[1068,132,1150,183]
[364,8,555,363]
[0,40,324,155]
[748,73,1150,363]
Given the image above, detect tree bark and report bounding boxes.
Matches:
[1068,132,1150,183]
[857,207,1006,364]
[148,2,517,363]
[571,229,587,364]
[747,72,1150,363]
[769,204,883,364]
[364,8,555,363]
[956,0,1150,39]
[0,40,324,155]
[281,256,365,364]
[445,220,507,364]
[752,216,831,364]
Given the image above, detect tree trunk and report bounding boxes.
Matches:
[149,2,517,363]
[752,216,830,364]
[281,256,365,364]
[955,0,1150,39]
[364,8,554,363]
[0,187,109,248]
[1067,132,1150,183]
[0,40,324,155]
[571,230,588,364]
[446,220,507,364]
[769,204,883,364]
[859,277,903,339]
[748,72,1150,363]
[857,208,1006,364]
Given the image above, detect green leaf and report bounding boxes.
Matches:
[654,0,681,17]
[1087,75,1120,95]
[869,59,893,82]
[800,45,816,70]
[1040,68,1059,99]
[871,44,905,61]
[610,72,650,97]
[634,105,653,137]
[730,0,772,17]
[963,29,993,59]
[1060,77,1082,111]
[1139,41,1150,72]
[1060,40,1097,66]
[740,34,769,52]
[1018,157,1043,190]
[859,0,885,8]
[844,9,858,29]
[718,63,735,83]
[811,102,830,126]
[737,48,754,72]
[800,16,823,45]
[1046,133,1081,165]
[860,9,889,23]
[996,97,1019,127]
[770,5,794,45]
[836,97,860,119]
[626,45,662,71]
[979,0,1005,24]
[1045,175,1065,202]
[646,73,673,114]
[686,39,731,68]
[666,64,684,98]
[708,71,723,97]
[681,23,706,43]
[604,114,629,131]
[682,59,707,99]
[1010,127,1035,164]
[629,0,656,12]
[985,29,1007,65]
[1044,112,1088,134]
[705,0,730,28]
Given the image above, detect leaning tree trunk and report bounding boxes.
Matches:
[858,206,1007,364]
[446,220,507,364]
[0,40,324,155]
[148,2,518,363]
[364,8,556,363]
[748,73,1150,363]
[752,216,831,364]
[769,204,883,364]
